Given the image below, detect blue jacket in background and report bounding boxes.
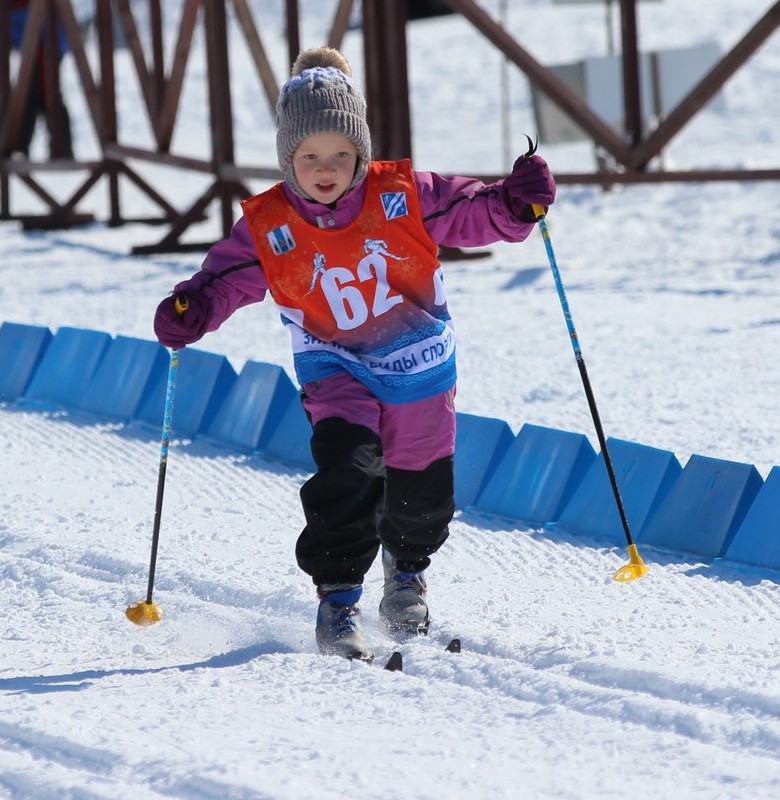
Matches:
[11,6,69,55]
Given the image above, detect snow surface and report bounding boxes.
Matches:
[2,1,780,798]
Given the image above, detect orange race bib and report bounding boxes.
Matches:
[242,160,456,402]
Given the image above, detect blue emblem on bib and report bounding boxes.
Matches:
[380,192,408,221]
[267,224,296,255]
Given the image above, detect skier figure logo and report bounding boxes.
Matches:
[308,252,327,293]
[363,238,404,262]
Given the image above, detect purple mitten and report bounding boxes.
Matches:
[502,154,556,223]
[153,292,211,349]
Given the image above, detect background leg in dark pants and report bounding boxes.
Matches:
[380,455,454,571]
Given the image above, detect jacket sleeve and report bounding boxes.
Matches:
[173,216,270,334]
[414,170,536,248]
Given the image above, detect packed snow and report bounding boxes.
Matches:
[2,1,780,798]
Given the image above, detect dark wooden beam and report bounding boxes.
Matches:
[362,0,412,160]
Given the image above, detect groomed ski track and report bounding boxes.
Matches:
[3,408,780,799]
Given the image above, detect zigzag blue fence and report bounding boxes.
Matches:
[2,320,779,572]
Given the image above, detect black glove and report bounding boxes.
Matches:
[502,154,556,223]
[153,292,211,349]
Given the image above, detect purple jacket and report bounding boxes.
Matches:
[172,167,535,334]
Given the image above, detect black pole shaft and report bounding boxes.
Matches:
[145,456,168,603]
[575,356,635,546]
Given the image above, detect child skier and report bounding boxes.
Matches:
[154,47,556,661]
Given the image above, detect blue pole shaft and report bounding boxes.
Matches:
[145,348,180,603]
[537,216,582,361]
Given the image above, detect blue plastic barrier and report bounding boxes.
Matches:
[134,347,237,438]
[474,423,596,525]
[9,322,780,573]
[203,360,297,451]
[553,438,682,545]
[454,413,515,509]
[639,454,763,558]
[21,327,112,410]
[262,393,316,470]
[78,335,169,421]
[722,466,780,570]
[0,322,53,402]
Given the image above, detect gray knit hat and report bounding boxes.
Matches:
[276,48,372,199]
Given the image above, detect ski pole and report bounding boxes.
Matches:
[126,297,188,624]
[530,203,648,583]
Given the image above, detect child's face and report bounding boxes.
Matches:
[292,132,358,203]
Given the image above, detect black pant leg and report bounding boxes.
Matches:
[16,70,43,156]
[47,54,73,159]
[380,455,454,571]
[296,417,386,586]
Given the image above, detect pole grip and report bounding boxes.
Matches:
[174,294,189,315]
[531,203,546,220]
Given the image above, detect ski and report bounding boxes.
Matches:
[383,638,461,672]
[384,651,403,672]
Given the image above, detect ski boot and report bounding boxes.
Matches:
[378,549,430,636]
[315,584,373,662]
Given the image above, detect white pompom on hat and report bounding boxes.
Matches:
[276,47,372,199]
